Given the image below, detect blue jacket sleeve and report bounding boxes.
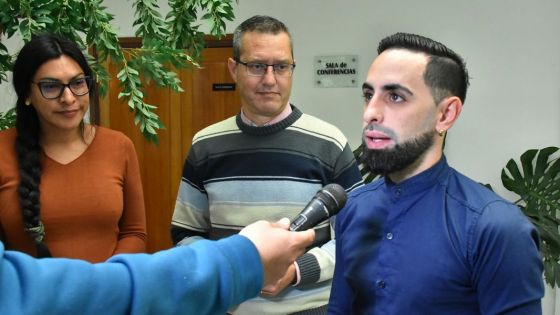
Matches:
[0,235,262,315]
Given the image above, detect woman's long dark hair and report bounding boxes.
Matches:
[12,34,98,258]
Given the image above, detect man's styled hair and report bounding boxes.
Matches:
[378,32,469,104]
[232,15,293,60]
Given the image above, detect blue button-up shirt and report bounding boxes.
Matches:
[329,157,544,314]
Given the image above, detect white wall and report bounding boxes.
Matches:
[2,0,558,199]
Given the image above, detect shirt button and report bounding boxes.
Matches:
[376,280,386,289]
[386,232,393,240]
[394,189,401,197]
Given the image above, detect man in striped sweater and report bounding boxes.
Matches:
[171,15,362,315]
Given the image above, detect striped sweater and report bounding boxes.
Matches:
[172,105,362,315]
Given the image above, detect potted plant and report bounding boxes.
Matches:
[501,146,560,287]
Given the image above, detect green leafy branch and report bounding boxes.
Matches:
[201,0,235,37]
[0,107,16,131]
[0,42,10,82]
[117,65,163,143]
[133,0,169,42]
[166,0,235,59]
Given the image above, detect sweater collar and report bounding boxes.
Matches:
[236,104,302,136]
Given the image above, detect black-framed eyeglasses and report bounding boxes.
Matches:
[235,60,296,77]
[32,76,93,100]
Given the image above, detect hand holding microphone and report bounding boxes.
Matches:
[240,218,315,288]
[252,184,347,296]
[242,184,347,294]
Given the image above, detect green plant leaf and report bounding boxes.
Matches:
[501,146,560,287]
[0,107,16,131]
[520,149,538,187]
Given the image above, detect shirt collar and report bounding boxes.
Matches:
[240,102,292,127]
[384,156,449,196]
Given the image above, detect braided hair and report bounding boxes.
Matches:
[11,34,98,258]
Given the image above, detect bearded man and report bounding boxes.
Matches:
[328,33,544,315]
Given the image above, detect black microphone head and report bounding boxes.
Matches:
[289,183,349,231]
[316,183,347,216]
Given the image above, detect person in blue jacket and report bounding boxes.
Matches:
[328,32,544,314]
[0,219,314,315]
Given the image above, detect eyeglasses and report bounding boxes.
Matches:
[33,76,92,100]
[235,60,296,77]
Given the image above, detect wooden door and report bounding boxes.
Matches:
[180,46,241,154]
[99,38,240,252]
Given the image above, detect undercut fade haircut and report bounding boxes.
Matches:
[232,15,293,61]
[378,32,469,104]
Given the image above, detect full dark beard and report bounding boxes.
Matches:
[361,129,436,175]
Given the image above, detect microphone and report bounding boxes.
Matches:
[289,183,348,231]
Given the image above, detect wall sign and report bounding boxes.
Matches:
[314,55,358,88]
[212,83,236,91]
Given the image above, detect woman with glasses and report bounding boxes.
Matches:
[0,34,146,262]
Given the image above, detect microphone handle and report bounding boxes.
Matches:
[289,199,330,231]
